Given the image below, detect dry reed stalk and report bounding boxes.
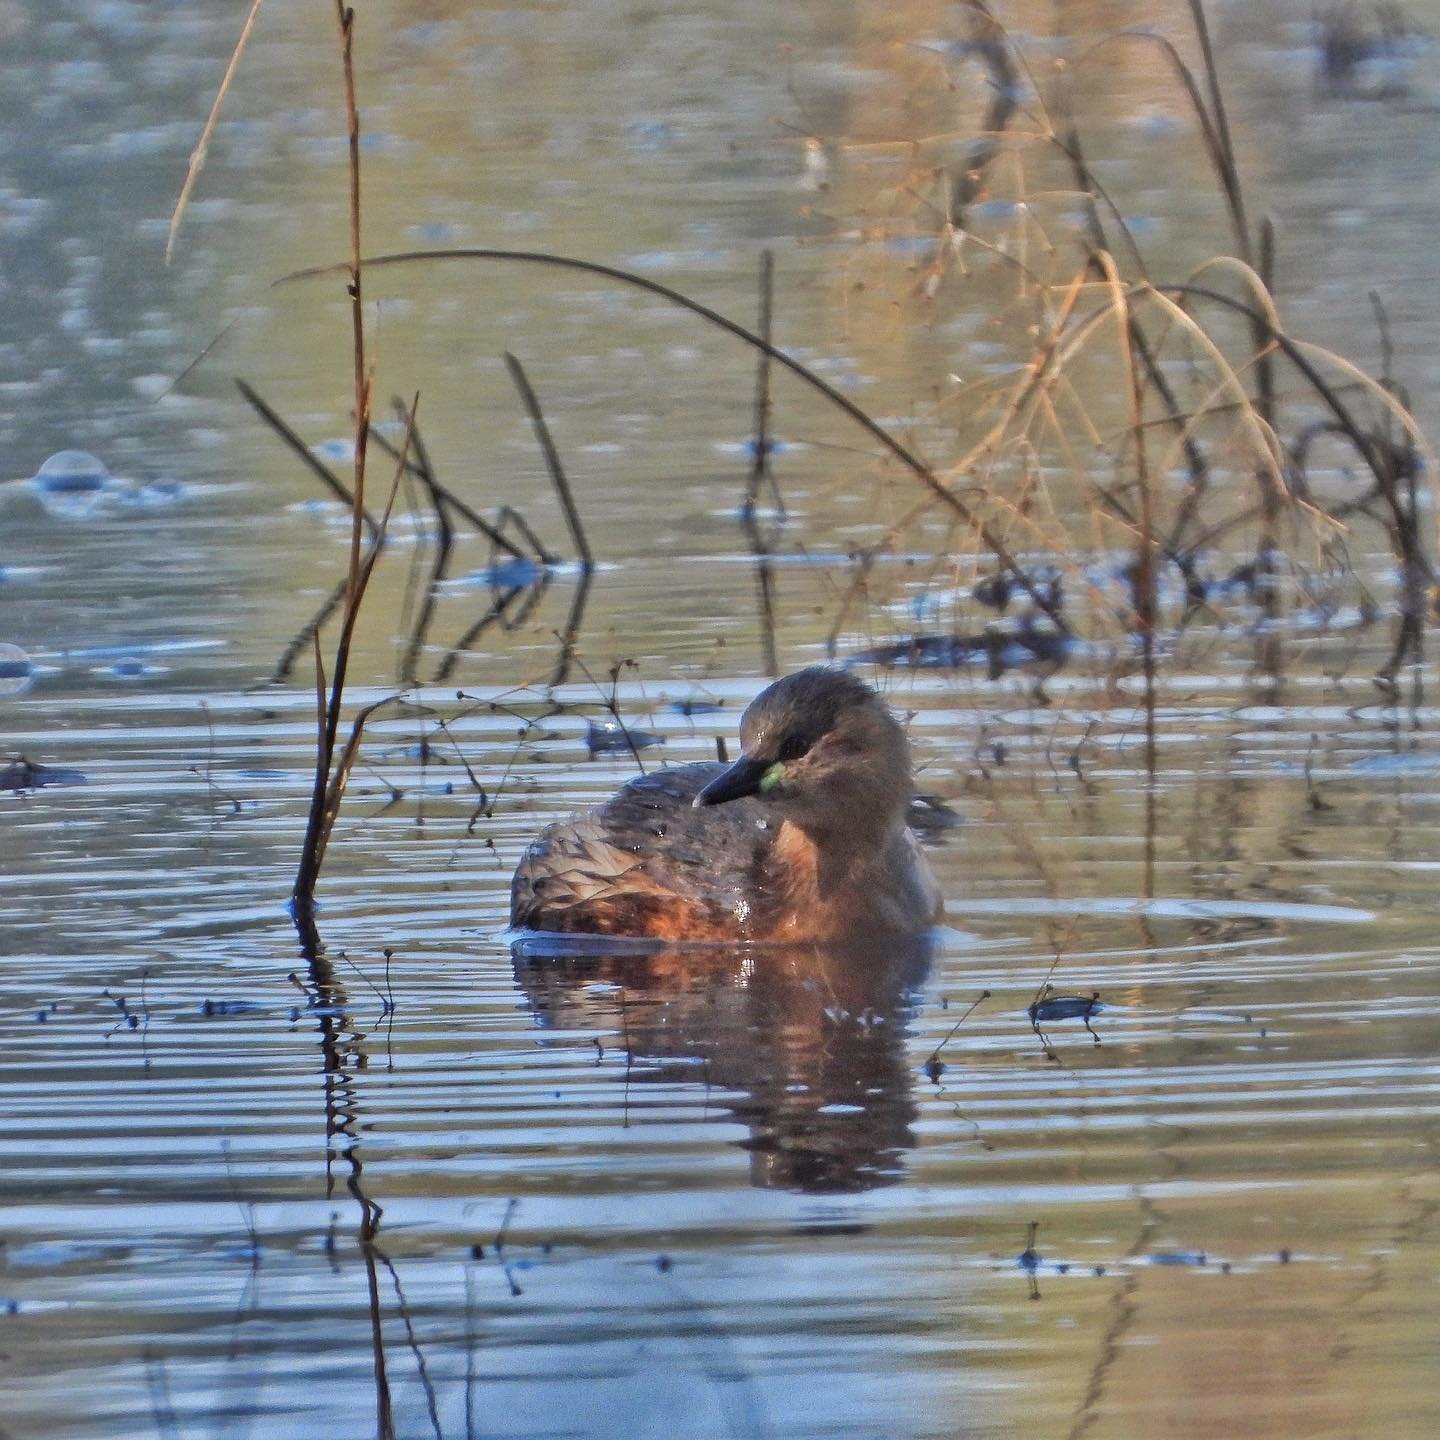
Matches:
[289,5,406,942]
[166,0,267,263]
[332,0,370,610]
[503,353,593,571]
[294,401,417,910]
[1098,251,1158,778]
[236,380,378,533]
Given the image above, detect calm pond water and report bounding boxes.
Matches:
[4,2,1440,1437]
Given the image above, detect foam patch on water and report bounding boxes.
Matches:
[949,897,1374,925]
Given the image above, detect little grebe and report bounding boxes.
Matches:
[510,668,942,941]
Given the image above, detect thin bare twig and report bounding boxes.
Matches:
[504,353,592,569]
[167,0,267,262]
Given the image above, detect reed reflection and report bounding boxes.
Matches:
[295,933,399,1440]
[513,930,933,1193]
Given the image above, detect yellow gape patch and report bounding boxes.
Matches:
[759,762,787,793]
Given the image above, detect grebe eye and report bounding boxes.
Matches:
[777,734,810,763]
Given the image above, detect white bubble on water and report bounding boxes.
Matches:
[30,450,111,518]
[0,641,34,696]
[33,450,109,492]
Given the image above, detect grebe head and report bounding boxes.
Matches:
[693,668,912,836]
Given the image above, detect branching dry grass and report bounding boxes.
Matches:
[806,0,1432,688]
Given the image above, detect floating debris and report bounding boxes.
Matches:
[1029,989,1103,1045]
[972,569,1063,613]
[666,697,725,717]
[906,793,963,835]
[0,758,86,792]
[1016,1221,1041,1272]
[585,716,664,757]
[196,999,267,1018]
[1016,1221,1042,1300]
[1031,990,1094,1025]
[849,624,1070,679]
[1029,993,1103,1023]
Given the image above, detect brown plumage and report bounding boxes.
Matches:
[509,668,941,941]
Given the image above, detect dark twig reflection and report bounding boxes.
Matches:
[742,249,784,521]
[268,573,350,685]
[295,930,397,1440]
[945,3,1020,225]
[740,507,780,680]
[382,411,457,688]
[432,582,534,684]
[513,931,933,1193]
[546,563,594,689]
[500,570,550,633]
[367,413,532,565]
[143,1348,180,1440]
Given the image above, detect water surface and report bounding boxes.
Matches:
[3,3,1440,1437]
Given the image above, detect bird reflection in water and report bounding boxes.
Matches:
[511,927,932,1194]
